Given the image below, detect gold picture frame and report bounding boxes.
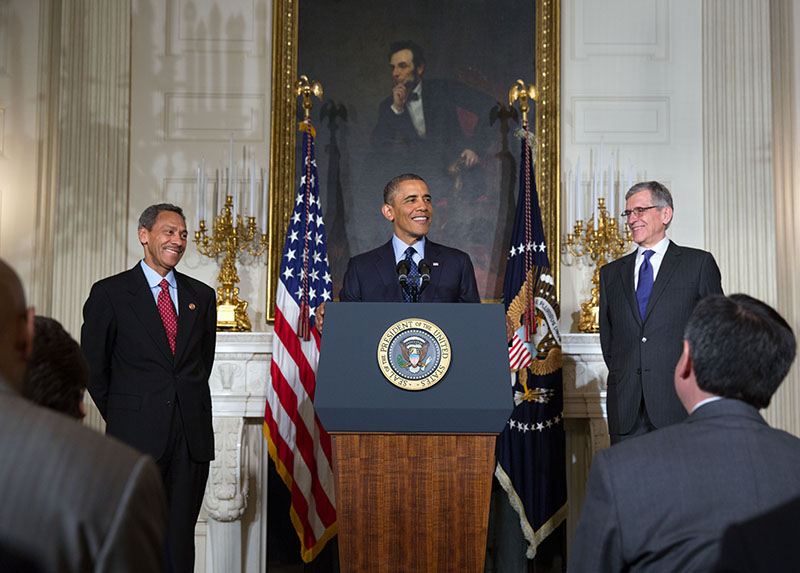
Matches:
[266,0,560,320]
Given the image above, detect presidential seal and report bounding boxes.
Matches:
[377,318,452,391]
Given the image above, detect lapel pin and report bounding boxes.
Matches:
[188,303,196,310]
[433,262,439,267]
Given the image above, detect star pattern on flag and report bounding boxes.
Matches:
[507,413,563,434]
[278,161,331,319]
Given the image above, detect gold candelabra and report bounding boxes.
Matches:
[194,196,267,331]
[566,197,631,332]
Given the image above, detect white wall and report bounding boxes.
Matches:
[560,0,705,333]
[0,0,41,298]
[130,0,272,330]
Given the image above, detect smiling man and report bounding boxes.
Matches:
[82,203,216,572]
[598,181,723,444]
[338,173,479,304]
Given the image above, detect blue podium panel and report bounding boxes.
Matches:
[315,302,513,433]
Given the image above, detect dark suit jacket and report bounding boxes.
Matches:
[0,378,168,572]
[599,241,722,434]
[339,239,480,303]
[569,399,800,572]
[82,264,216,462]
[714,495,800,572]
[370,78,496,180]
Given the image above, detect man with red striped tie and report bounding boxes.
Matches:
[82,204,217,572]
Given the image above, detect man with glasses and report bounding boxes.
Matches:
[598,181,722,444]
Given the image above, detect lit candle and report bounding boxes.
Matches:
[575,155,582,221]
[627,161,633,196]
[228,135,233,198]
[217,167,223,212]
[609,151,615,218]
[262,169,268,229]
[586,150,600,220]
[196,166,201,224]
[567,170,573,225]
[232,163,238,221]
[200,157,206,220]
[250,153,256,217]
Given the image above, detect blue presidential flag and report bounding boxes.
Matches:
[496,120,567,558]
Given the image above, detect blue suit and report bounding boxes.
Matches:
[339,239,479,303]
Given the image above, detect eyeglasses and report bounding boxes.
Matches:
[620,205,663,219]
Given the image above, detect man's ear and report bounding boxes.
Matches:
[25,307,34,360]
[417,63,425,76]
[676,339,693,382]
[661,206,674,227]
[381,203,394,222]
[138,226,148,245]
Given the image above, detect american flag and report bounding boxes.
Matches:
[263,118,337,562]
[495,119,567,558]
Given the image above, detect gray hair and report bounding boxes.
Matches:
[138,204,185,230]
[625,181,673,228]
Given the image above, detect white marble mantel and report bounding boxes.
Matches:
[199,331,273,573]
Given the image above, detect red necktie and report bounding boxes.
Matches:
[157,279,177,354]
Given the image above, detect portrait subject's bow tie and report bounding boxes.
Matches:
[407,92,420,102]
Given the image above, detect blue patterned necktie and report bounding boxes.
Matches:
[637,249,655,319]
[403,246,419,303]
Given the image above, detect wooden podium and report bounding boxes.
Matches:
[316,303,512,572]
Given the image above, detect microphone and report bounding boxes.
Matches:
[396,259,410,284]
[396,259,412,300]
[418,259,432,293]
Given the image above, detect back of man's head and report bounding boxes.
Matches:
[684,294,796,408]
[23,316,89,419]
[0,259,33,391]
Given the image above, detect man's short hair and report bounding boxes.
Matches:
[684,294,796,409]
[138,204,185,231]
[383,173,426,205]
[23,316,89,420]
[625,181,673,228]
[389,40,425,69]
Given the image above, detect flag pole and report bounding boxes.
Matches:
[508,80,540,344]
[293,76,323,340]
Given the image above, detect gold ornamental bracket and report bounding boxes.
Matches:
[508,80,538,124]
[565,197,632,332]
[294,75,323,120]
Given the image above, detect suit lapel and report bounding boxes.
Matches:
[643,241,681,323]
[618,251,640,324]
[127,265,174,363]
[374,241,404,302]
[174,271,199,363]
[419,240,441,303]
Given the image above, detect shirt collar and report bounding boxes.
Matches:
[139,260,177,289]
[638,235,670,257]
[690,395,723,414]
[392,235,426,262]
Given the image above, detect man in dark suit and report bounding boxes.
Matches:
[369,41,496,203]
[0,259,168,572]
[82,204,216,572]
[340,173,479,303]
[315,174,479,330]
[599,181,723,443]
[570,293,800,572]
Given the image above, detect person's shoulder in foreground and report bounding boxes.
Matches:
[570,293,800,572]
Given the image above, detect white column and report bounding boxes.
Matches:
[768,0,800,437]
[703,0,777,301]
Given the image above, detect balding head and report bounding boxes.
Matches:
[0,260,34,391]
